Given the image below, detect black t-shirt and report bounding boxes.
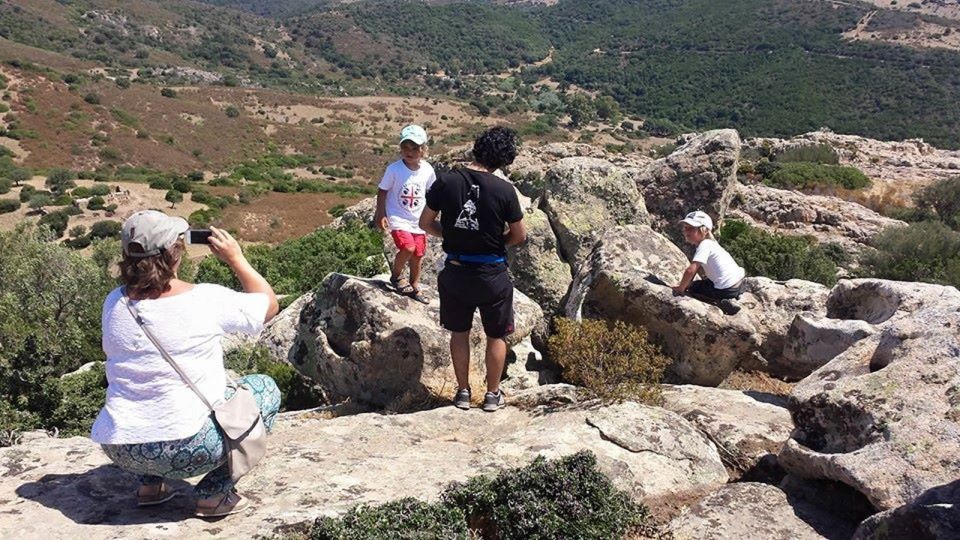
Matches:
[425,168,523,257]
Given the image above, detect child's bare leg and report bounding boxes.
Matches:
[392,247,415,280]
[409,255,424,289]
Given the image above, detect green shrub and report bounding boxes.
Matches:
[0,199,19,214]
[64,235,92,250]
[225,105,240,118]
[772,143,839,164]
[226,347,325,412]
[304,452,654,540]
[196,222,385,297]
[87,196,106,211]
[913,176,960,230]
[71,186,91,198]
[548,318,668,404]
[720,220,839,286]
[9,168,31,186]
[172,179,192,193]
[765,162,870,191]
[19,184,36,202]
[165,189,184,208]
[0,225,112,443]
[0,178,10,194]
[860,221,960,288]
[160,87,177,98]
[83,93,100,105]
[309,498,468,540]
[89,220,121,240]
[328,204,347,218]
[45,168,76,194]
[38,211,69,237]
[444,451,651,540]
[89,184,111,197]
[149,177,173,190]
[189,208,223,228]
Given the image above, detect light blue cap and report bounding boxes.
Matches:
[400,124,428,146]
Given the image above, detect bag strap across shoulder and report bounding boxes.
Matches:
[122,288,219,411]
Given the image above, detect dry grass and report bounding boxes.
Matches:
[719,370,794,396]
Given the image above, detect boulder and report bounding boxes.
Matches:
[669,482,852,540]
[566,224,759,386]
[0,399,727,539]
[851,474,960,539]
[779,300,960,511]
[258,273,545,407]
[508,192,572,317]
[660,385,793,477]
[636,129,741,235]
[540,157,649,271]
[826,278,960,325]
[738,277,831,368]
[728,183,905,254]
[775,313,877,380]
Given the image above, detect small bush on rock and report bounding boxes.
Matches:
[719,220,839,286]
[860,221,960,288]
[548,318,669,405]
[309,498,468,540]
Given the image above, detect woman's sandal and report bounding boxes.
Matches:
[136,483,178,507]
[195,490,249,518]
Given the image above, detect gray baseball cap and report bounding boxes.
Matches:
[122,210,189,258]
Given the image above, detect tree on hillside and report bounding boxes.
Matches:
[28,193,53,214]
[564,93,596,128]
[914,176,960,231]
[9,168,31,187]
[45,169,76,195]
[594,95,622,124]
[165,189,183,209]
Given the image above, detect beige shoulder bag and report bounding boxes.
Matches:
[123,291,267,482]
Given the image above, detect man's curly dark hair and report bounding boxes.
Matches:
[472,126,520,171]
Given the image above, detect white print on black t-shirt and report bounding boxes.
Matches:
[454,199,479,230]
[399,182,424,212]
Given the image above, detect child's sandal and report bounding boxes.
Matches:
[408,288,429,304]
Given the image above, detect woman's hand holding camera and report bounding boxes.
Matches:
[208,226,245,268]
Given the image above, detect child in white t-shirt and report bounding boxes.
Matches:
[673,210,746,315]
[373,124,436,304]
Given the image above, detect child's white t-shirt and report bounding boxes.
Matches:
[692,239,746,290]
[378,159,436,234]
[91,284,269,445]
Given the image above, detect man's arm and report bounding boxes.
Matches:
[673,262,701,294]
[420,207,443,238]
[504,219,526,247]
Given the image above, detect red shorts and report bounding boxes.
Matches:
[390,230,427,258]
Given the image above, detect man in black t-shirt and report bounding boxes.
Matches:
[420,127,526,413]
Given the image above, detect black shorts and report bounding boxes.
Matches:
[437,262,515,338]
[687,278,743,302]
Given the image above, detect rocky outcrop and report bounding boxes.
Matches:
[636,129,741,235]
[669,482,854,540]
[779,287,960,511]
[508,192,572,317]
[565,224,759,386]
[258,273,545,407]
[0,395,727,539]
[660,385,793,477]
[854,483,960,540]
[540,157,649,271]
[728,183,905,254]
[776,313,877,380]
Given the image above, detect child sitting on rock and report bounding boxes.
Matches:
[672,210,745,315]
[374,124,437,304]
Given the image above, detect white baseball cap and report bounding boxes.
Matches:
[680,210,714,231]
[122,210,188,258]
[399,124,428,146]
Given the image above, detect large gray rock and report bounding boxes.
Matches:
[738,277,831,368]
[775,313,877,380]
[0,399,727,539]
[851,473,960,539]
[565,224,759,386]
[508,192,572,317]
[258,273,545,407]
[540,157,649,271]
[636,129,741,235]
[780,296,960,511]
[826,278,960,325]
[669,482,849,540]
[661,385,793,477]
[728,182,905,255]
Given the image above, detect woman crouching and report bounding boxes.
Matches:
[90,210,280,517]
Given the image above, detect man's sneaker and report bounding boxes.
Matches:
[718,299,742,315]
[453,388,471,410]
[482,390,505,412]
